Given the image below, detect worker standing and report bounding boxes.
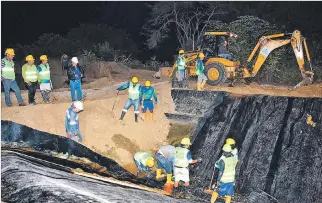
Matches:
[176,49,187,88]
[117,76,142,122]
[62,54,69,75]
[37,55,51,103]
[65,101,84,142]
[155,145,175,183]
[22,55,39,105]
[173,138,202,198]
[196,52,207,90]
[141,80,158,121]
[215,138,238,169]
[211,144,238,203]
[1,48,26,107]
[67,57,83,101]
[134,151,155,177]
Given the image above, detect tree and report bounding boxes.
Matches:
[144,2,226,50]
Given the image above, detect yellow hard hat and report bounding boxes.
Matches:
[146,157,154,167]
[40,55,48,61]
[26,55,35,61]
[225,138,236,145]
[199,52,205,59]
[179,49,184,54]
[145,80,151,87]
[222,144,232,153]
[181,137,192,145]
[132,76,139,83]
[5,48,15,56]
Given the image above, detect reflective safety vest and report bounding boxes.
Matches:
[128,82,140,100]
[134,152,153,166]
[38,63,51,83]
[221,157,238,183]
[177,57,186,71]
[174,147,189,168]
[23,64,38,82]
[195,59,204,76]
[1,58,15,80]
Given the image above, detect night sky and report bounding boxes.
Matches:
[2,1,322,61]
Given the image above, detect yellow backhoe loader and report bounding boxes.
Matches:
[170,30,314,88]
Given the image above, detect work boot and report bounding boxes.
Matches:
[156,168,165,180]
[225,195,232,203]
[166,174,174,184]
[143,112,146,121]
[184,186,192,199]
[135,114,139,123]
[120,111,126,120]
[197,83,201,90]
[211,191,219,203]
[150,112,154,121]
[19,103,26,107]
[201,80,207,90]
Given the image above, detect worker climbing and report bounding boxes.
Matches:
[117,76,142,122]
[64,101,84,159]
[141,80,158,121]
[196,52,207,90]
[176,49,187,88]
[155,145,175,184]
[216,138,238,168]
[211,144,238,203]
[37,55,52,103]
[22,55,39,105]
[133,151,155,177]
[1,48,26,107]
[173,138,202,198]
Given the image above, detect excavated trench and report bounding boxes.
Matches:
[2,89,322,203]
[170,89,322,203]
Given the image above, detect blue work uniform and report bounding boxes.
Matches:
[141,86,158,113]
[65,106,83,142]
[155,145,175,174]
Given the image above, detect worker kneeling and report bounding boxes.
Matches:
[173,138,201,198]
[211,144,238,203]
[155,145,175,183]
[196,52,207,90]
[141,80,158,121]
[134,151,154,177]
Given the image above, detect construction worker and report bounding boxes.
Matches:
[173,138,202,198]
[141,80,158,121]
[37,55,51,103]
[62,54,69,75]
[215,138,238,169]
[134,151,155,177]
[196,52,207,90]
[211,144,238,203]
[218,41,233,61]
[117,76,142,122]
[22,55,39,105]
[1,48,26,107]
[176,49,187,88]
[65,101,84,142]
[155,145,175,183]
[67,57,83,101]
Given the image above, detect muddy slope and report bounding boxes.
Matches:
[171,90,322,203]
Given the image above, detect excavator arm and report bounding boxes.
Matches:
[244,30,314,85]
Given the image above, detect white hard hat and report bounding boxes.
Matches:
[71,57,79,64]
[73,101,83,111]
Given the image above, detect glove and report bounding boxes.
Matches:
[211,184,217,189]
[116,90,120,95]
[197,158,202,163]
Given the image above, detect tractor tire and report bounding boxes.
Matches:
[205,62,227,86]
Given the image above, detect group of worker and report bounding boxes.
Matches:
[133,137,238,202]
[117,76,158,122]
[176,40,233,90]
[1,48,85,107]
